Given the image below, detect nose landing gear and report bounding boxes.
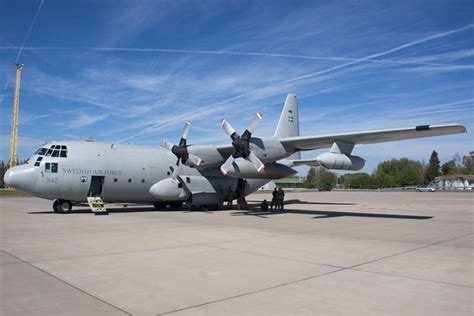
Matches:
[53,199,72,214]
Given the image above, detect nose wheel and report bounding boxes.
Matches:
[53,199,72,214]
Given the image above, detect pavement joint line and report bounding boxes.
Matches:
[5,227,278,265]
[350,267,474,289]
[159,267,346,315]
[161,231,474,314]
[432,232,474,245]
[26,243,202,264]
[2,249,132,316]
[205,241,474,290]
[203,234,278,245]
[214,245,343,269]
[285,228,474,247]
[347,232,474,270]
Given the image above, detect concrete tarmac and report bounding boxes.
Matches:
[1,191,473,315]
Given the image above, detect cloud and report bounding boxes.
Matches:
[0,134,44,149]
[285,23,474,83]
[68,113,109,128]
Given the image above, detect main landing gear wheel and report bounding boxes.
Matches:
[207,204,219,211]
[153,202,168,210]
[54,200,72,214]
[190,205,203,211]
[168,201,183,209]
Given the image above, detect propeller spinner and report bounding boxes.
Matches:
[220,112,265,175]
[162,121,202,181]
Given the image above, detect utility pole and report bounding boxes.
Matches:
[8,63,23,169]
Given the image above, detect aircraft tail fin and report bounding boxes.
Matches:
[275,94,300,159]
[275,94,299,138]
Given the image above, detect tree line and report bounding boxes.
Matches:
[304,151,474,189]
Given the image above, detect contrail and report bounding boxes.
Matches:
[0,45,471,69]
[1,0,45,103]
[285,23,474,83]
[15,0,45,62]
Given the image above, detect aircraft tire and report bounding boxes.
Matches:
[53,200,59,212]
[168,202,183,209]
[207,204,219,211]
[190,205,203,211]
[153,202,168,210]
[55,200,72,214]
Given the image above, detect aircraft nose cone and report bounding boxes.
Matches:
[3,168,13,186]
[3,165,37,193]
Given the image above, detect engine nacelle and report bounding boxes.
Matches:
[225,158,297,179]
[316,153,365,171]
[149,178,190,201]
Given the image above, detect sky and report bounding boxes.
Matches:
[0,0,473,174]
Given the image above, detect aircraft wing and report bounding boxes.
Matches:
[280,124,467,151]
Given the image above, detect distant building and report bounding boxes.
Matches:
[258,176,306,190]
[259,181,276,190]
[430,175,474,190]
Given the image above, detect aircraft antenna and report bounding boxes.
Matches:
[8,63,24,168]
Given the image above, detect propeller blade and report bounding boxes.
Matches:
[187,153,202,167]
[220,155,234,175]
[246,112,263,134]
[248,151,265,173]
[161,139,175,151]
[220,118,238,139]
[171,164,179,182]
[182,120,191,140]
[178,121,191,147]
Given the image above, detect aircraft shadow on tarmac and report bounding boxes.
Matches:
[248,199,357,206]
[232,198,433,219]
[232,207,433,220]
[27,198,433,220]
[28,205,216,215]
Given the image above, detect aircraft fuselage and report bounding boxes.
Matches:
[5,140,268,204]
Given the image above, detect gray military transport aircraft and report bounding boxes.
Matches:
[3,94,467,214]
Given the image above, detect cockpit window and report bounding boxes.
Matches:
[42,145,68,158]
[35,148,47,156]
[34,156,43,167]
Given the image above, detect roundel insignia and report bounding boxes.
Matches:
[80,176,87,183]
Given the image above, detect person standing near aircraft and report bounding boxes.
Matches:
[226,186,234,209]
[271,187,278,210]
[261,199,269,212]
[216,185,224,209]
[277,187,285,211]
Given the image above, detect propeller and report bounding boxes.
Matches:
[161,121,202,181]
[219,112,265,175]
